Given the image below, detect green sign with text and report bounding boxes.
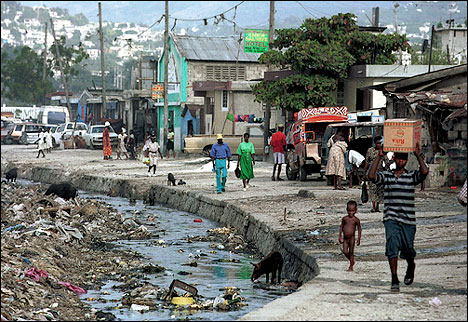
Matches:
[244,29,269,53]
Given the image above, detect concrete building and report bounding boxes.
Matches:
[156,33,270,151]
[434,26,467,64]
[368,64,467,187]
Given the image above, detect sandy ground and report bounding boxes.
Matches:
[1,144,467,321]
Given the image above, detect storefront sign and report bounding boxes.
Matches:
[152,83,164,99]
[244,29,269,53]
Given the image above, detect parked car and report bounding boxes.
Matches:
[53,122,88,146]
[82,125,118,149]
[4,122,39,144]
[19,123,49,145]
[1,120,17,144]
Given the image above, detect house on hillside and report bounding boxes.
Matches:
[156,33,271,152]
[367,64,467,187]
[434,26,467,64]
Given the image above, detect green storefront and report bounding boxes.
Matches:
[156,35,188,152]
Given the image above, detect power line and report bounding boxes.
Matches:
[295,1,318,18]
[168,1,245,22]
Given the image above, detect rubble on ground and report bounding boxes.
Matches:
[0,181,161,321]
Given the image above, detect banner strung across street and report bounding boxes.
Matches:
[244,29,269,53]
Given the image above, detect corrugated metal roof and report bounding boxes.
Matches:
[172,34,262,63]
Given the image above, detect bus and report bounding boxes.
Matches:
[37,106,70,125]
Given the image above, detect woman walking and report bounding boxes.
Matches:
[325,128,348,190]
[103,121,112,160]
[236,133,255,191]
[117,128,129,160]
[363,136,390,212]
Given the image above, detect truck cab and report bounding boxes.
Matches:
[285,107,348,181]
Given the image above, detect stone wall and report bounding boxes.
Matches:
[3,162,320,284]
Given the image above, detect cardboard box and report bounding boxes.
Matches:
[383,119,422,152]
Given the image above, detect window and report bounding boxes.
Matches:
[47,111,66,124]
[206,65,246,81]
[337,81,345,105]
[222,90,229,111]
[57,124,65,132]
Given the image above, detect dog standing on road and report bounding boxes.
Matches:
[167,173,176,186]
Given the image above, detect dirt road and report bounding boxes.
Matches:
[2,145,466,320]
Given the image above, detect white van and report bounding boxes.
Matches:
[37,106,70,125]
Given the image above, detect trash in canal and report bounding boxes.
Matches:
[194,218,203,223]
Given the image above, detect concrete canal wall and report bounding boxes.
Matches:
[3,163,319,283]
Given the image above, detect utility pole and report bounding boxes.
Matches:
[163,0,169,150]
[264,0,275,155]
[393,3,402,64]
[42,22,47,82]
[98,2,107,120]
[42,22,48,105]
[50,18,75,139]
[428,25,434,73]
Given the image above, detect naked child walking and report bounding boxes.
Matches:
[339,200,362,272]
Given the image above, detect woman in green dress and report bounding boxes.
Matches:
[236,133,255,191]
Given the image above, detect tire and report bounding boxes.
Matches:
[286,164,297,181]
[4,137,13,145]
[299,164,307,181]
[202,145,212,156]
[90,142,95,150]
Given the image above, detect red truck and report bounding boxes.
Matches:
[285,107,348,181]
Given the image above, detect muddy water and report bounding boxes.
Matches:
[77,190,285,321]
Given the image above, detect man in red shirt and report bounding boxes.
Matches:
[270,124,286,181]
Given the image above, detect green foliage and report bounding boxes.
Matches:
[411,48,450,65]
[48,35,90,80]
[437,21,443,28]
[251,13,410,111]
[1,46,54,105]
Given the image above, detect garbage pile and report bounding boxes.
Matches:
[187,226,257,254]
[0,182,161,321]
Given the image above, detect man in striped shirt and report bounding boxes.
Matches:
[368,143,428,292]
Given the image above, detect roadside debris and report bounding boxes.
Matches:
[0,181,164,321]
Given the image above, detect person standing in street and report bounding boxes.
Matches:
[270,124,286,181]
[363,136,390,212]
[127,129,136,160]
[143,134,163,176]
[368,143,428,292]
[35,127,47,158]
[326,128,348,190]
[167,127,175,159]
[45,127,53,153]
[210,134,232,194]
[236,133,255,191]
[103,121,112,160]
[117,128,129,160]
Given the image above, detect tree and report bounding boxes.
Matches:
[251,13,410,111]
[48,35,89,83]
[1,46,54,105]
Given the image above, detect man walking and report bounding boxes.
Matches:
[210,134,232,194]
[167,127,175,159]
[368,143,428,292]
[270,124,286,181]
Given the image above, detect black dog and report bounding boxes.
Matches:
[45,182,77,200]
[4,168,18,182]
[167,173,176,186]
[177,179,186,185]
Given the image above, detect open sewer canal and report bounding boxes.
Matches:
[72,188,288,321]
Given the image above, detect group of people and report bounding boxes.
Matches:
[325,129,395,213]
[209,124,288,194]
[339,141,429,292]
[35,127,53,158]
[102,121,136,161]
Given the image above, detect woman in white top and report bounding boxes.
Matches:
[117,128,129,160]
[46,128,53,153]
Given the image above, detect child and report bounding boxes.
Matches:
[339,200,362,271]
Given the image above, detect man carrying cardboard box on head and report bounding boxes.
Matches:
[368,138,428,293]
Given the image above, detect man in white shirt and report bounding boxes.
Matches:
[346,149,365,188]
[143,134,163,176]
